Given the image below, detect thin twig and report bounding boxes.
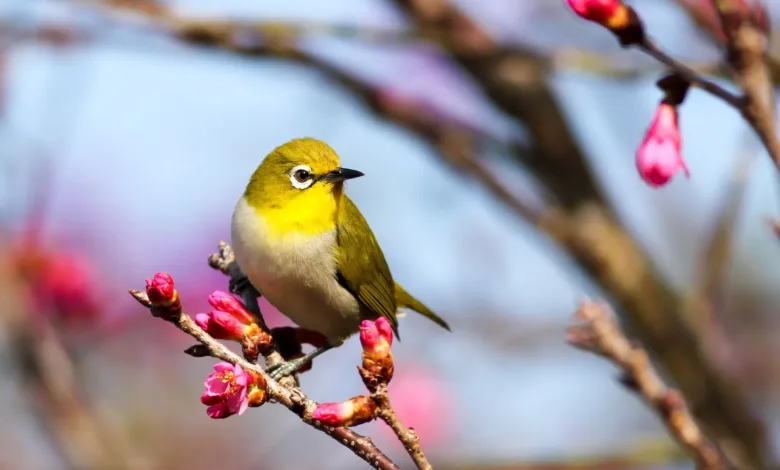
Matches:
[637,37,744,108]
[128,287,401,470]
[373,385,432,470]
[567,301,728,470]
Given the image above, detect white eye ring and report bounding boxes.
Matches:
[289,164,314,190]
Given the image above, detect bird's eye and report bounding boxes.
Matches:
[294,169,311,183]
[289,164,315,190]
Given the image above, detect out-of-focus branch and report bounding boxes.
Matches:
[637,37,743,108]
[567,301,727,470]
[673,0,780,84]
[706,0,780,174]
[389,1,769,468]
[81,0,547,226]
[1,259,135,470]
[128,274,401,470]
[688,133,759,331]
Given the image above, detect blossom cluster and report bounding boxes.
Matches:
[142,272,396,423]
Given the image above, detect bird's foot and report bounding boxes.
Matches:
[266,357,311,381]
[229,271,254,295]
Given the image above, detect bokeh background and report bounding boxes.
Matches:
[1,0,779,469]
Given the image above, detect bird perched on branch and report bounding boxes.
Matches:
[231,137,450,380]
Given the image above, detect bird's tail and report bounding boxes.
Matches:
[394,283,451,331]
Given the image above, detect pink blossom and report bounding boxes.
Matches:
[207,290,254,324]
[145,272,175,305]
[566,0,625,26]
[636,102,689,187]
[359,317,393,357]
[200,362,250,419]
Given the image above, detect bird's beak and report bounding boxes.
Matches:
[323,167,364,183]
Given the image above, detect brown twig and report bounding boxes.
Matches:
[128,286,400,470]
[372,385,432,470]
[567,301,728,470]
[636,37,743,108]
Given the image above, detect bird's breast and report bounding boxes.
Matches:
[230,196,361,345]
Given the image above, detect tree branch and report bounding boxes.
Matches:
[567,301,728,470]
[128,282,401,470]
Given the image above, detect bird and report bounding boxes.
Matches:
[230,137,450,380]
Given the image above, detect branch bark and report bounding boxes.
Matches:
[568,301,728,470]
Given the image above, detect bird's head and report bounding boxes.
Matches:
[243,138,364,234]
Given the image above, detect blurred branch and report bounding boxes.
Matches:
[388,1,769,468]
[707,0,780,174]
[80,0,547,227]
[129,271,402,470]
[672,0,780,83]
[1,261,136,470]
[567,301,727,470]
[689,133,760,331]
[636,37,742,107]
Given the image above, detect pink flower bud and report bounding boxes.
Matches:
[195,311,249,341]
[359,317,393,357]
[312,396,377,427]
[636,102,689,187]
[145,272,175,305]
[201,362,251,419]
[207,290,254,324]
[566,0,628,28]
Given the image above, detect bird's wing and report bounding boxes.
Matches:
[335,196,400,338]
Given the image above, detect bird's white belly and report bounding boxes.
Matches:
[231,197,361,345]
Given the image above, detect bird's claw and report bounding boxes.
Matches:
[266,358,308,381]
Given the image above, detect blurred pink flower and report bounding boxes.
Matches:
[383,366,454,448]
[200,362,250,419]
[13,243,100,323]
[636,102,689,187]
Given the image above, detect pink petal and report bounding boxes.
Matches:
[213,362,233,373]
[226,386,249,415]
[206,402,233,419]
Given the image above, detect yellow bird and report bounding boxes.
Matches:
[231,138,450,379]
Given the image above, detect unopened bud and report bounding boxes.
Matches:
[144,272,181,319]
[312,395,377,427]
[566,0,645,46]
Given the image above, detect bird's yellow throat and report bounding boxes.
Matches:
[245,182,342,239]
